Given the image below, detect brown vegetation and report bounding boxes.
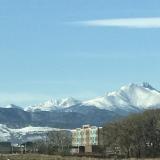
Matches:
[2,154,160,160]
[102,109,160,158]
[0,154,111,160]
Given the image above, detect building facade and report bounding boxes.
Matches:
[72,125,102,153]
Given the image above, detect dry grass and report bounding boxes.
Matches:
[1,154,160,160]
[0,154,107,160]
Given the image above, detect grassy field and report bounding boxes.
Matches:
[0,154,110,160]
[1,154,160,160]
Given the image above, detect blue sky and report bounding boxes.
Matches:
[0,0,160,106]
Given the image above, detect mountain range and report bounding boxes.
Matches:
[0,82,160,143]
[23,82,160,113]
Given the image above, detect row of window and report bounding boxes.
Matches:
[73,141,98,146]
[73,136,98,139]
[74,129,97,134]
[73,132,97,137]
[74,137,97,143]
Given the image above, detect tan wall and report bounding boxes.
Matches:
[85,129,90,146]
[85,145,92,153]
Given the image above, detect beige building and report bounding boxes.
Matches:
[71,124,102,153]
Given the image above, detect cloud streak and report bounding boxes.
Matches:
[76,17,160,28]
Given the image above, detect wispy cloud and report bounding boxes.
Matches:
[76,17,160,28]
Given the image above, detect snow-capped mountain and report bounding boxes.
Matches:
[4,104,22,109]
[0,124,66,143]
[83,83,160,112]
[25,97,80,112]
[24,83,160,113]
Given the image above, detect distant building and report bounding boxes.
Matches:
[71,124,103,153]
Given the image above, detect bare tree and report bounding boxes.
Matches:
[47,130,71,154]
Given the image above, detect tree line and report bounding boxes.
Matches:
[34,130,72,155]
[102,109,160,158]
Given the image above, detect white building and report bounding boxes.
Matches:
[71,124,102,153]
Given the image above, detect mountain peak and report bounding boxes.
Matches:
[120,83,159,93]
[52,97,80,108]
[5,104,22,109]
[84,82,160,111]
[142,82,159,92]
[25,97,80,112]
[120,83,138,90]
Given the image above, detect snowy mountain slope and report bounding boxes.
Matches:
[0,124,11,141]
[0,124,66,143]
[25,97,80,112]
[83,83,160,112]
[4,104,22,110]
